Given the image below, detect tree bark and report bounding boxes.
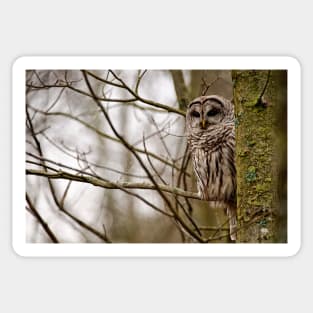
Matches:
[233,70,287,243]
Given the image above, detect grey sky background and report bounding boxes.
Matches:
[1,1,311,312]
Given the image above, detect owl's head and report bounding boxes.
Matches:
[186,95,234,131]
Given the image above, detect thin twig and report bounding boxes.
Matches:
[26,193,59,243]
[201,76,220,96]
[135,69,147,93]
[27,105,188,175]
[107,70,185,116]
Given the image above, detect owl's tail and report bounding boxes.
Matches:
[226,205,237,241]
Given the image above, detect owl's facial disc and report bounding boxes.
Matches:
[188,104,202,129]
[203,105,223,125]
[191,111,200,118]
[206,108,220,117]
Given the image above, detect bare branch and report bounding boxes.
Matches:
[27,105,189,175]
[27,82,137,103]
[26,168,200,200]
[28,70,186,116]
[106,70,186,116]
[135,69,147,93]
[26,69,223,243]
[26,193,59,243]
[81,71,206,242]
[201,75,220,96]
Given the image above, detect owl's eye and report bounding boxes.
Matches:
[191,111,200,118]
[207,108,220,117]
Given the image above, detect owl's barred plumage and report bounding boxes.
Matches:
[186,95,237,240]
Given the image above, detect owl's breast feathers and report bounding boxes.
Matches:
[187,123,236,202]
[187,122,234,152]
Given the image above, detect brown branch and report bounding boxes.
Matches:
[60,208,112,243]
[28,141,156,180]
[26,193,59,243]
[145,116,201,236]
[26,70,200,242]
[83,71,184,214]
[142,135,167,185]
[26,168,200,200]
[26,104,113,243]
[26,104,62,209]
[83,70,204,242]
[106,70,186,116]
[178,147,194,214]
[135,69,147,93]
[28,80,167,112]
[26,82,137,103]
[201,208,272,243]
[201,76,220,96]
[28,71,186,116]
[131,116,180,146]
[27,105,189,175]
[197,226,229,231]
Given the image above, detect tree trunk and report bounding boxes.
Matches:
[233,70,287,243]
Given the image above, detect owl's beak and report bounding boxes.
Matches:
[201,119,206,129]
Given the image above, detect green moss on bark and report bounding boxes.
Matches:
[233,70,278,242]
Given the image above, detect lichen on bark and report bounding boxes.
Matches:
[233,70,286,243]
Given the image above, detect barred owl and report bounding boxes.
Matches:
[186,95,237,240]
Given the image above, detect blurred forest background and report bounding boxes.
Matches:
[25,69,287,243]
